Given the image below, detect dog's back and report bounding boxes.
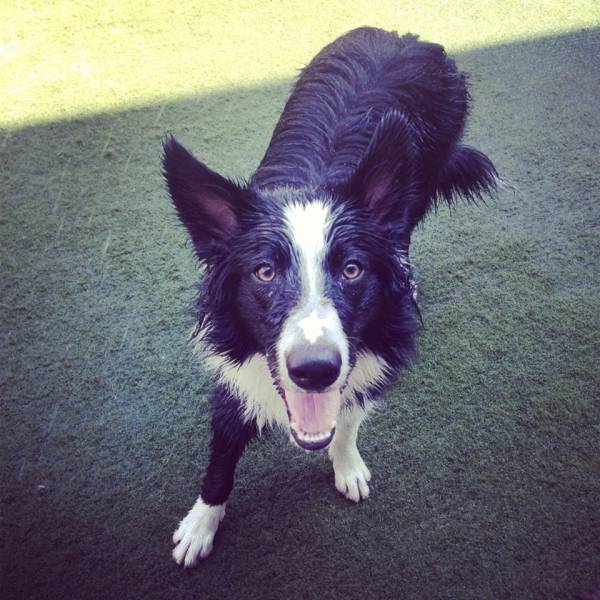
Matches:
[252,28,469,195]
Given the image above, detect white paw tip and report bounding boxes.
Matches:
[331,450,372,502]
[336,476,370,502]
[171,500,225,567]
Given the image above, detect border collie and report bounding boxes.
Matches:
[162,26,498,567]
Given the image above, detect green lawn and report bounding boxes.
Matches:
[1,3,599,599]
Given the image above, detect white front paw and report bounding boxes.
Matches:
[172,499,226,567]
[329,447,371,502]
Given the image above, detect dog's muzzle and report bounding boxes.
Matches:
[283,342,342,450]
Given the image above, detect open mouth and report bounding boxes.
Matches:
[283,389,342,450]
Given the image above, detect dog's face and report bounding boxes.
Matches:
[231,191,405,449]
[163,113,419,449]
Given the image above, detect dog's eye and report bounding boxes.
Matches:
[342,261,362,280]
[254,263,276,282]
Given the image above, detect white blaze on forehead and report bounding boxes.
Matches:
[284,200,331,299]
[284,200,329,254]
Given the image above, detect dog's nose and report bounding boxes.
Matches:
[286,344,342,391]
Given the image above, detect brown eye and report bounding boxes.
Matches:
[255,263,276,282]
[343,261,362,280]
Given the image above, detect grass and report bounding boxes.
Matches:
[1,0,598,128]
[1,3,599,599]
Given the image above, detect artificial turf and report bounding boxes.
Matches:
[1,3,599,599]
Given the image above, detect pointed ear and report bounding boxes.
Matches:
[434,144,499,205]
[344,110,424,232]
[162,135,243,259]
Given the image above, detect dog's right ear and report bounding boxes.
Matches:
[162,135,243,259]
[342,110,423,234]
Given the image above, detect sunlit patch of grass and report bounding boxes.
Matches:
[1,0,598,128]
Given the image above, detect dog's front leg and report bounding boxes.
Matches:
[328,404,371,502]
[172,390,256,567]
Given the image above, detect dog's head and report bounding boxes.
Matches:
[163,113,424,449]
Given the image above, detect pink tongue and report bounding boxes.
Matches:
[284,389,342,434]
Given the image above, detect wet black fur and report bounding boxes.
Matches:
[200,384,257,506]
[162,27,498,508]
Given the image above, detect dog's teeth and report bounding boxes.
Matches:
[295,429,334,444]
[312,431,328,441]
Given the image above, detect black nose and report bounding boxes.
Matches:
[286,344,342,391]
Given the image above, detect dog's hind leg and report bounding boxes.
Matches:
[328,404,371,502]
[172,391,256,567]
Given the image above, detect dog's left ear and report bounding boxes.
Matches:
[162,135,243,260]
[344,109,424,233]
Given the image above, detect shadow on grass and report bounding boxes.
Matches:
[1,29,599,600]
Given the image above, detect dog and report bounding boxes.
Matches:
[162,26,498,567]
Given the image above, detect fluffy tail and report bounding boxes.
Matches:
[434,144,499,206]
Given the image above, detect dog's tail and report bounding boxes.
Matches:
[433,144,500,206]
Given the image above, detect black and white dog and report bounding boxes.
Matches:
[163,27,498,567]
